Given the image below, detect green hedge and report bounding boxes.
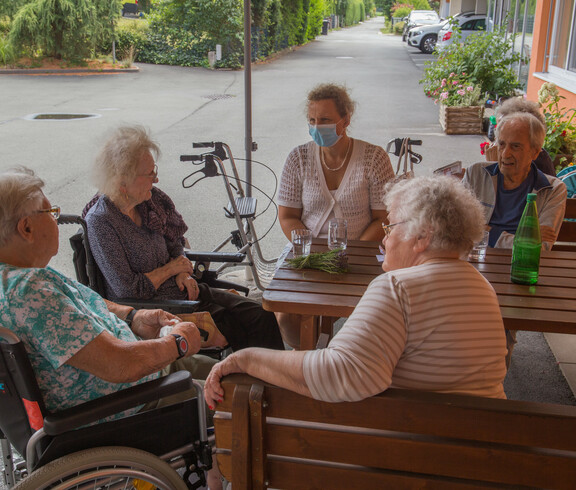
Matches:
[113,0,367,69]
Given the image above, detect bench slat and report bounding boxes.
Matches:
[267,458,525,489]
[264,424,576,488]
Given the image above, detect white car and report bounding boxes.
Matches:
[401,10,441,42]
[407,21,447,54]
[436,12,487,50]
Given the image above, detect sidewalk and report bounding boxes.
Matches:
[545,333,576,396]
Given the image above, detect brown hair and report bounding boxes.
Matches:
[307,83,356,119]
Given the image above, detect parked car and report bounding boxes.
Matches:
[436,12,487,50]
[407,21,447,54]
[402,10,441,42]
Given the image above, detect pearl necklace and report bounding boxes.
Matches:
[320,139,353,172]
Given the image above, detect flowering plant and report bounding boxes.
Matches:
[538,82,576,164]
[422,72,483,107]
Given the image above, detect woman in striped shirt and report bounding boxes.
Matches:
[205,176,507,406]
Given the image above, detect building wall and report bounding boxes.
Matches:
[526,0,576,107]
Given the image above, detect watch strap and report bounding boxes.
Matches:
[125,309,137,327]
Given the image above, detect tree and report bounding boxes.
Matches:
[9,0,122,60]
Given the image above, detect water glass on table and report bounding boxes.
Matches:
[468,230,489,261]
[328,219,348,250]
[291,229,312,257]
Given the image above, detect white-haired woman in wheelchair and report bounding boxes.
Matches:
[206,176,507,408]
[83,125,284,353]
[0,167,224,488]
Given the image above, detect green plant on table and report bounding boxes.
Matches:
[287,248,349,274]
[538,82,576,164]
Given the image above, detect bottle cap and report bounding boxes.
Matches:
[527,193,536,202]
[489,115,497,123]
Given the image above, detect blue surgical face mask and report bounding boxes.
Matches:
[309,122,343,147]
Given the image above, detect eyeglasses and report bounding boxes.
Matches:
[35,206,60,219]
[381,221,406,237]
[138,164,158,179]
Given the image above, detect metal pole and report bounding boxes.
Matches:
[244,0,253,197]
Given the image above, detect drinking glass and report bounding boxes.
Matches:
[291,229,312,257]
[328,219,348,250]
[468,230,489,261]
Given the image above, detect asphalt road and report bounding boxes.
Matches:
[0,17,484,279]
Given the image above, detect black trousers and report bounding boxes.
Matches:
[196,284,284,351]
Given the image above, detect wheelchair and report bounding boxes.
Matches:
[0,326,212,489]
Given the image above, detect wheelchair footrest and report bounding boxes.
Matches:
[226,197,257,219]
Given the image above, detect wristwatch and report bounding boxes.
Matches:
[171,334,189,359]
[124,309,137,327]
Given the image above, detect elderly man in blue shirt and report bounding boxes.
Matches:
[463,112,566,250]
[463,111,567,367]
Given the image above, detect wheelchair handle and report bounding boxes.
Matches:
[192,142,216,148]
[58,214,84,226]
[408,139,422,145]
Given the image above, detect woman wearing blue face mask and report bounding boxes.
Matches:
[276,83,395,348]
[278,83,394,243]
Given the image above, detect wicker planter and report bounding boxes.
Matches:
[439,104,484,135]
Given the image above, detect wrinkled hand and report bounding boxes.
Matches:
[175,272,200,301]
[204,354,242,409]
[167,255,194,277]
[171,322,202,356]
[132,309,181,339]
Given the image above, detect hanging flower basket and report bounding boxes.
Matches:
[439,104,484,135]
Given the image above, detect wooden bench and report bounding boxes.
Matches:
[214,374,576,489]
[553,198,576,251]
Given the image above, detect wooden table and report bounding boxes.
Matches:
[262,238,576,350]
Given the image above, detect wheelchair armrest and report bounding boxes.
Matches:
[43,371,196,436]
[113,298,201,315]
[185,250,245,264]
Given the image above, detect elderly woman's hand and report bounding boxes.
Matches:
[171,322,203,355]
[204,354,243,409]
[131,309,181,339]
[176,273,200,300]
[167,255,195,276]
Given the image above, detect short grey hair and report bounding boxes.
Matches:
[498,97,545,125]
[383,176,486,255]
[0,167,46,247]
[496,112,546,151]
[92,125,160,200]
[307,83,356,119]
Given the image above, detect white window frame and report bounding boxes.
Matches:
[536,0,576,91]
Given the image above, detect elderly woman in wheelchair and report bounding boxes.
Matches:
[0,167,222,488]
[83,125,284,353]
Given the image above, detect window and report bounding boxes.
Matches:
[549,0,576,74]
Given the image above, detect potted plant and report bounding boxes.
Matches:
[422,71,484,134]
[420,23,525,135]
[538,82,576,172]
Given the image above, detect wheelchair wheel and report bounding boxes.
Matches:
[14,446,187,489]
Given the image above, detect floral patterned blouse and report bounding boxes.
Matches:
[0,263,158,417]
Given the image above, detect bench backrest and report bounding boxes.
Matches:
[214,374,576,489]
[557,198,576,241]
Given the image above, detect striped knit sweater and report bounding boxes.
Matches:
[304,259,507,401]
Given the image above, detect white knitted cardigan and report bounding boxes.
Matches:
[278,139,395,239]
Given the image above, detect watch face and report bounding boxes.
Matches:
[179,337,188,354]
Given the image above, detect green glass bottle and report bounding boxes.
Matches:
[510,193,542,285]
